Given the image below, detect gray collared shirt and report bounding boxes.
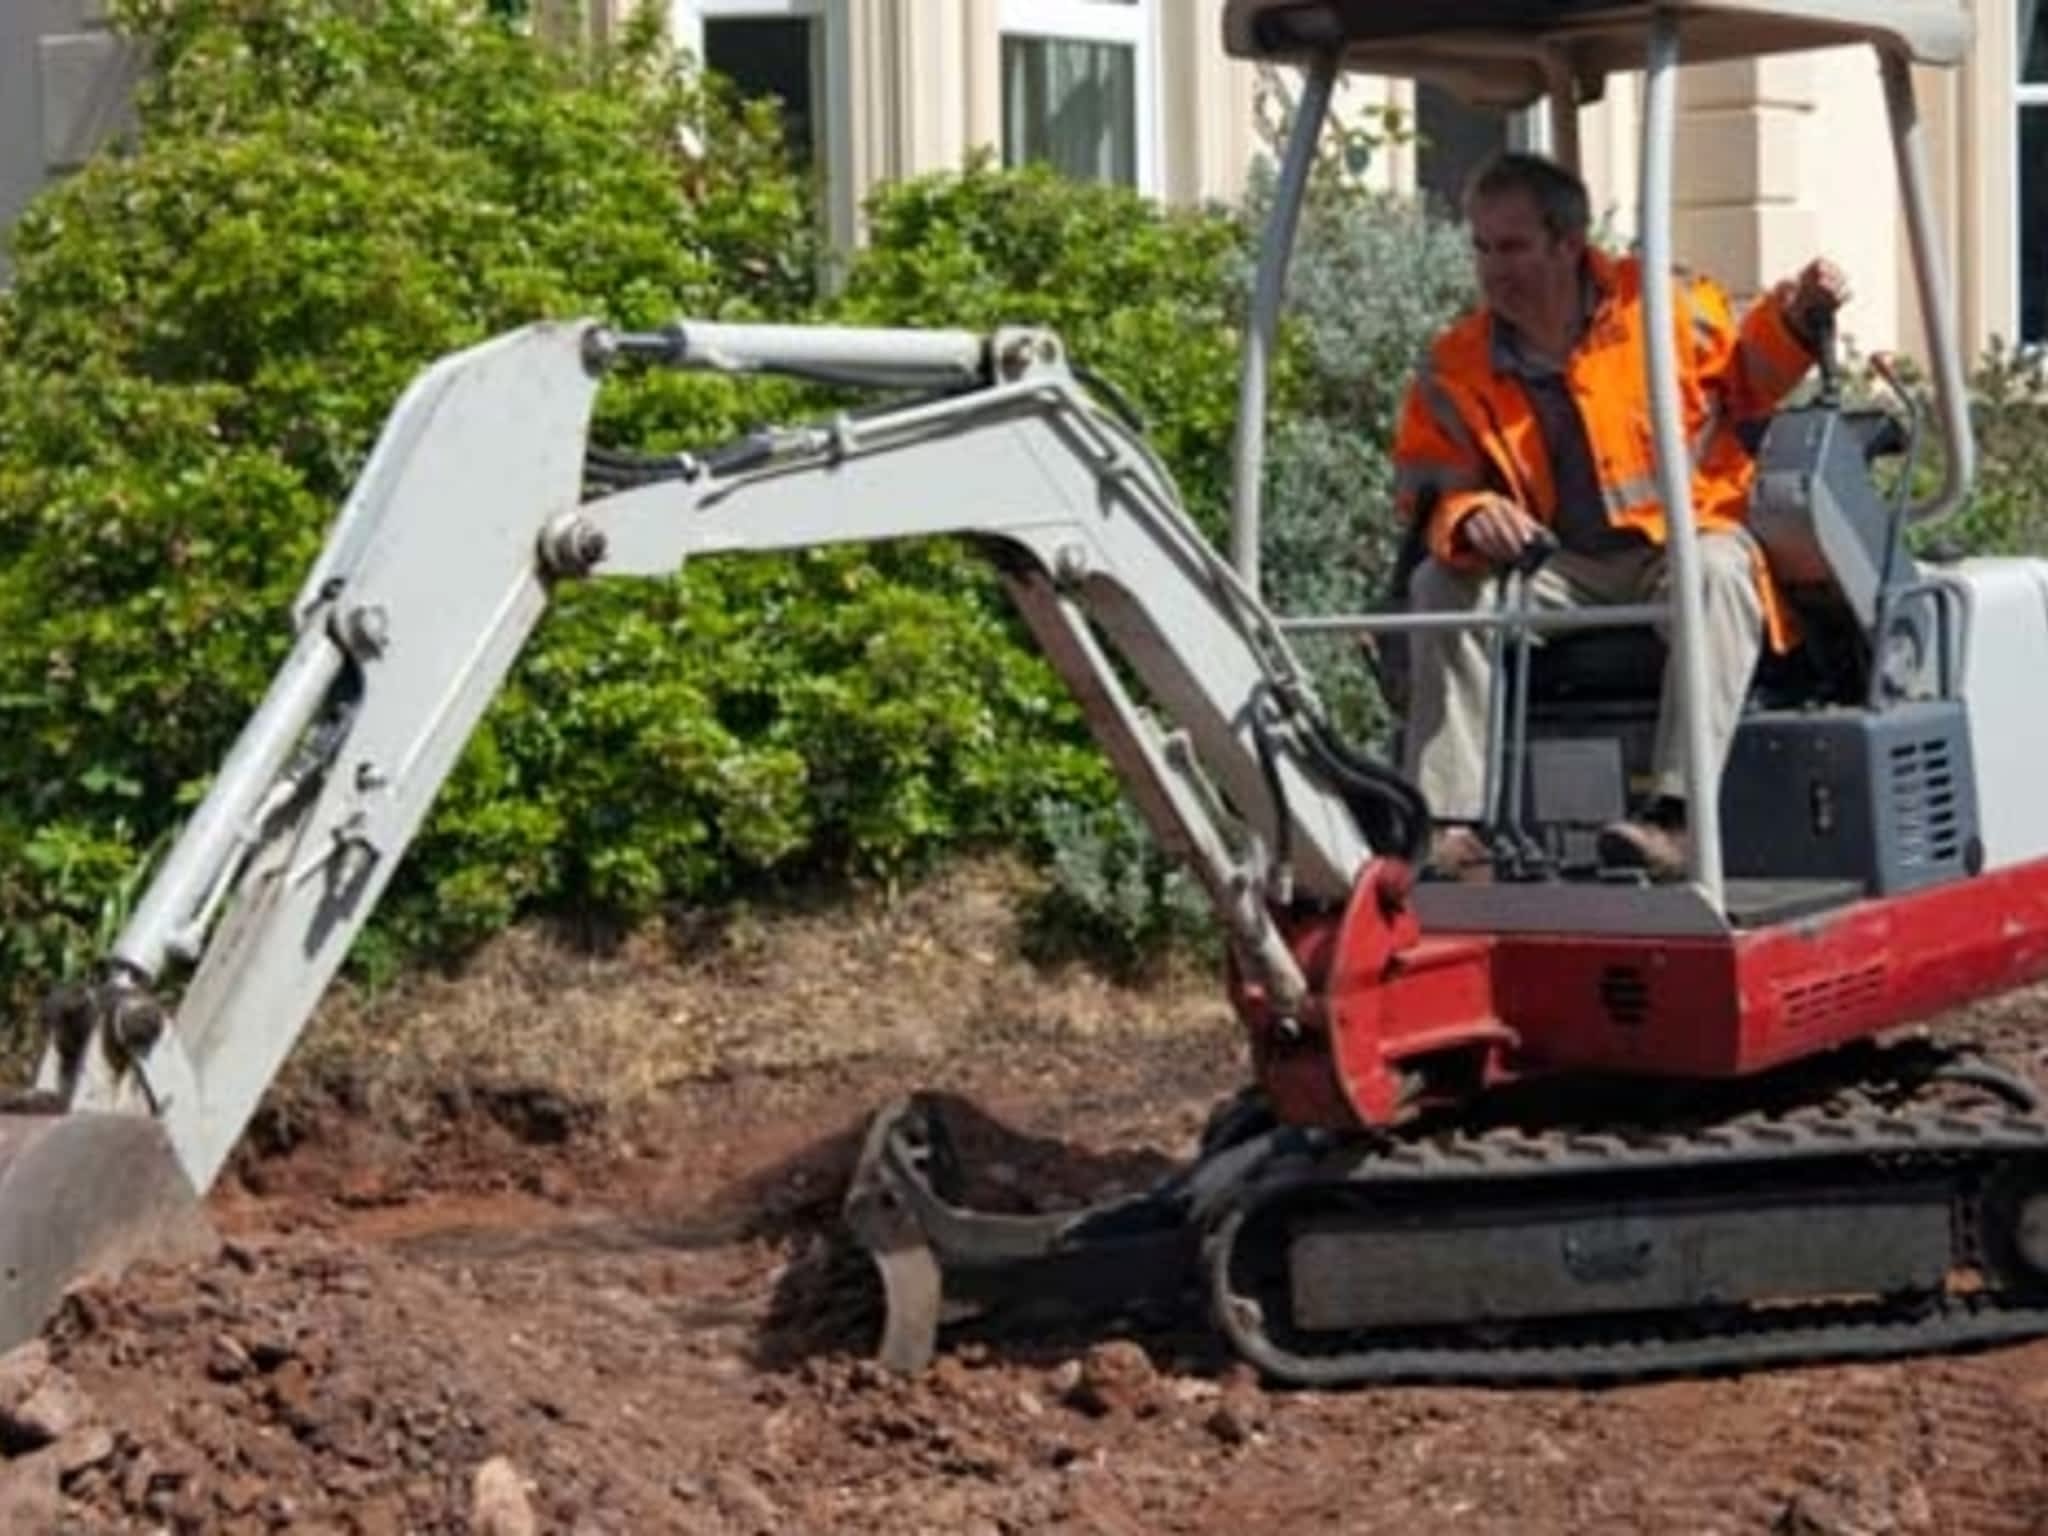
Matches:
[1490,288,1647,558]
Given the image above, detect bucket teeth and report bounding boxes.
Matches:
[0,1110,215,1350]
[843,1096,945,1373]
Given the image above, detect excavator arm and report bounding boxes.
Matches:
[2,317,1411,1344]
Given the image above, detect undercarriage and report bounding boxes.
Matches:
[848,1040,2048,1385]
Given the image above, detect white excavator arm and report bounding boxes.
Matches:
[31,318,1408,1214]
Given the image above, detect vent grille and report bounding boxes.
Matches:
[1599,965,1650,1028]
[1888,736,1962,870]
[1778,964,1886,1033]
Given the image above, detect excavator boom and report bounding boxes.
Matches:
[0,316,1404,1349]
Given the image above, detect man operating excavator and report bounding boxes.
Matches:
[1392,151,1850,881]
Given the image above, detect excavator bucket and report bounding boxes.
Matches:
[0,1106,215,1350]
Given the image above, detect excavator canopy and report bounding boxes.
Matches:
[1222,1,1973,106]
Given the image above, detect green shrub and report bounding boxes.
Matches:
[1245,159,1473,743]
[0,2,1278,1011]
[837,155,1249,540]
[1946,343,2048,558]
[832,158,1267,969]
[1022,797,1217,981]
[0,0,1100,1012]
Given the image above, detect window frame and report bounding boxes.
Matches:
[2020,3,2048,344]
[669,0,853,246]
[996,0,1161,193]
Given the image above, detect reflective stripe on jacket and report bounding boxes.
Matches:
[1391,247,1815,649]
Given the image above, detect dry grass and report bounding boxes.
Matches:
[290,855,1235,1114]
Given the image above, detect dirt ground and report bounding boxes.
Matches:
[4,861,2048,1535]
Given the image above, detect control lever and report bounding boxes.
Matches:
[1509,527,1560,578]
[1488,526,1561,879]
[1810,307,1842,408]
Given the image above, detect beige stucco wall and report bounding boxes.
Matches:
[648,0,1259,244]
[606,1,2015,364]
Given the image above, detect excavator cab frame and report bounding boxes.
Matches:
[1221,0,1979,905]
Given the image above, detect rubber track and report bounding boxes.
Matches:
[1206,1100,2048,1386]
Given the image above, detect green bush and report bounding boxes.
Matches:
[837,155,1249,540]
[1246,158,1473,744]
[0,0,1108,1011]
[0,2,1279,1012]
[835,158,1269,965]
[1945,343,2048,558]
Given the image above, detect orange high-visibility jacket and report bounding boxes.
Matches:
[1392,247,1817,648]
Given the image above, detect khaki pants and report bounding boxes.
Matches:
[1401,532,1766,822]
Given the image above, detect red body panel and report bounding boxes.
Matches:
[1235,856,2048,1131]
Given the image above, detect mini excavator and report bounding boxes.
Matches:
[7,0,2048,1385]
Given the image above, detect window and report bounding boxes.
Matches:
[999,0,1157,190]
[1416,86,1548,222]
[2022,0,2047,342]
[1417,86,1510,217]
[672,0,824,171]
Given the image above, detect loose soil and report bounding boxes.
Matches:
[5,861,2048,1534]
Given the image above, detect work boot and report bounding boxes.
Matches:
[1597,817,1689,881]
[1427,825,1493,883]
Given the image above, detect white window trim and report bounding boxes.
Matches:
[670,0,822,62]
[668,0,854,247]
[996,0,1161,194]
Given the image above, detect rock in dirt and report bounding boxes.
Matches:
[2,1368,96,1449]
[472,1455,538,1536]
[0,1340,51,1414]
[710,1465,782,1527]
[1065,1339,1161,1419]
[0,1449,65,1530]
[53,1423,116,1479]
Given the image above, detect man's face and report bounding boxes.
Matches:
[1468,188,1584,332]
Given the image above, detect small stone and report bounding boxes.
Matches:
[472,1456,537,1536]
[1774,1490,1865,1536]
[1065,1340,1160,1418]
[0,1340,51,1413]
[215,1472,265,1516]
[207,1334,254,1382]
[6,1370,96,1446]
[710,1465,780,1526]
[0,1451,64,1531]
[53,1423,116,1479]
[220,1238,261,1273]
[1204,1401,1254,1446]
[266,1359,319,1434]
[1895,1479,1934,1532]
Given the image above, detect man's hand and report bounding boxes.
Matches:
[1781,257,1852,343]
[1455,495,1549,567]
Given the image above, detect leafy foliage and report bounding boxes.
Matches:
[0,0,1115,1013]
[1247,158,1474,740]
[0,0,1278,1011]
[1937,342,2048,558]
[838,155,1249,540]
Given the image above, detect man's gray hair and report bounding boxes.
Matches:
[1462,152,1591,241]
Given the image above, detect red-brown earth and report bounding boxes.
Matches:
[2,860,2046,1534]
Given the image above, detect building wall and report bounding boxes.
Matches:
[0,0,141,281]
[1,1,2025,365]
